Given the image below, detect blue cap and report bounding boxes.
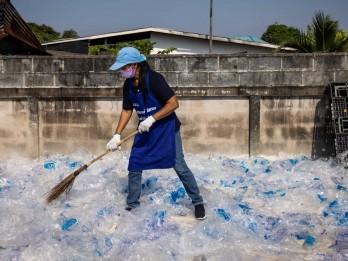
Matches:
[109,47,147,71]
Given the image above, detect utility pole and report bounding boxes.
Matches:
[209,0,213,54]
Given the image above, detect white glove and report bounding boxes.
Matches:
[106,134,121,151]
[138,116,156,133]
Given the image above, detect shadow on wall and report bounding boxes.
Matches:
[311,85,335,159]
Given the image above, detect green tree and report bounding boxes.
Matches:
[27,22,60,43]
[333,29,348,52]
[89,39,155,55]
[62,29,79,39]
[157,47,177,54]
[261,23,300,45]
[287,11,348,52]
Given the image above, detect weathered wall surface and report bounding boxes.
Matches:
[177,98,249,156]
[0,99,38,158]
[260,98,319,155]
[0,53,346,159]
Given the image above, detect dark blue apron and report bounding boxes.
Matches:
[128,73,176,171]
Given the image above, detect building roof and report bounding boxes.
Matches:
[0,0,47,55]
[230,36,268,44]
[42,26,295,52]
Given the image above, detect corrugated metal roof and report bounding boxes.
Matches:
[0,0,47,55]
[230,36,268,44]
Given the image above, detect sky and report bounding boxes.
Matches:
[11,0,348,39]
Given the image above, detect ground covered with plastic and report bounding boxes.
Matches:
[1,148,348,260]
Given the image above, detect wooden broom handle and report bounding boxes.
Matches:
[86,130,139,167]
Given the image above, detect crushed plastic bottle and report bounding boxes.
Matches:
[170,187,186,203]
[62,218,78,231]
[43,161,56,170]
[69,161,78,169]
[1,151,348,260]
[215,208,231,221]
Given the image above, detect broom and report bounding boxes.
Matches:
[45,130,139,203]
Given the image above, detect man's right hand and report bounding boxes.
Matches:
[106,134,121,151]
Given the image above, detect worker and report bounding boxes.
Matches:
[106,47,206,219]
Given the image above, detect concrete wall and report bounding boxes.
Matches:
[0,53,347,160]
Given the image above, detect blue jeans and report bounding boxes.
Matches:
[127,131,204,208]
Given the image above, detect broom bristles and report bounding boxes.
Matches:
[45,166,85,203]
[45,130,139,204]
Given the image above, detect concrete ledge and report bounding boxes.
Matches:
[0,88,123,98]
[0,86,327,98]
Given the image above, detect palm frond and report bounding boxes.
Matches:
[312,11,338,52]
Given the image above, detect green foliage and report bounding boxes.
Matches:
[290,28,314,53]
[62,29,79,39]
[88,39,155,55]
[27,22,60,43]
[285,11,348,52]
[157,47,177,54]
[262,11,348,53]
[89,45,101,55]
[27,22,78,42]
[333,30,348,52]
[261,23,300,45]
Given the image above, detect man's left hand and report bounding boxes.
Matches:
[138,116,156,133]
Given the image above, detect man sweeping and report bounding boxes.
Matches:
[106,47,206,220]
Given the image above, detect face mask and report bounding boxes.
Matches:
[120,66,136,78]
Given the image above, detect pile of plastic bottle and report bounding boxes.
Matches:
[1,147,348,260]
